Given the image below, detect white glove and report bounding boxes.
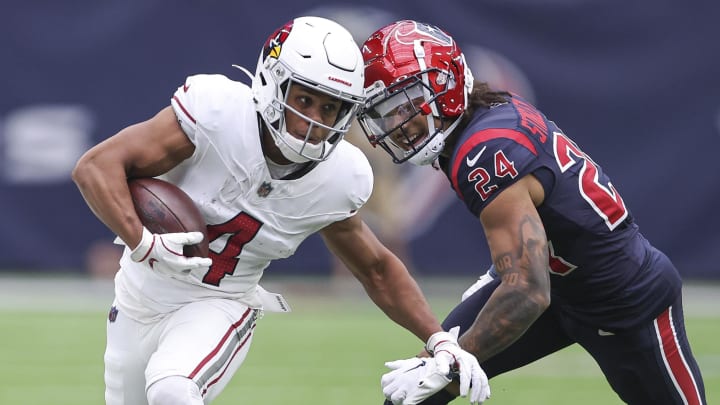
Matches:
[461,265,498,302]
[130,227,212,278]
[381,357,452,405]
[426,326,490,404]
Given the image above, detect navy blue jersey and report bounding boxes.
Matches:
[440,96,681,330]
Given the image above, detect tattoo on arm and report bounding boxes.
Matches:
[463,215,550,361]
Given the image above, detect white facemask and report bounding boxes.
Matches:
[274,130,326,163]
[407,132,446,166]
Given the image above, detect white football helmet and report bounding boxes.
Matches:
[251,16,365,163]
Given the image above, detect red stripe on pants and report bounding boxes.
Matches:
[656,307,702,405]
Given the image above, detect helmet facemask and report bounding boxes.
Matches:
[359,68,458,165]
[250,17,366,163]
[358,20,474,166]
[259,64,360,163]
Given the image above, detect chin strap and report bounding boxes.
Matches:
[408,112,463,166]
[441,114,463,142]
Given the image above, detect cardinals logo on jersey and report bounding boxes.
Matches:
[263,21,293,60]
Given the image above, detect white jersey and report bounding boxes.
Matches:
[114,74,373,322]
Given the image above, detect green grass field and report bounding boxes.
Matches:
[0,277,717,404]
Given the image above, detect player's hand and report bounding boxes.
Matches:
[381,357,452,405]
[426,326,490,404]
[461,265,498,301]
[130,227,212,278]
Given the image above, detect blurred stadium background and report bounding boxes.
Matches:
[2,1,718,404]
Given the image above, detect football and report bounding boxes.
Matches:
[127,177,209,258]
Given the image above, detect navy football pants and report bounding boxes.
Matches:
[392,278,706,404]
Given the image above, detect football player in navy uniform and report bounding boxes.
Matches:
[357,20,706,405]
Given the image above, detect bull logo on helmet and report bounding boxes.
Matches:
[263,21,293,60]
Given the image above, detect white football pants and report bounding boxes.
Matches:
[104,298,258,405]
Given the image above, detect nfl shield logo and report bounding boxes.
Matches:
[108,306,118,322]
[257,181,273,197]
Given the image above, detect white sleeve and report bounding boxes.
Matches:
[170,76,200,143]
[170,74,240,147]
[344,142,374,215]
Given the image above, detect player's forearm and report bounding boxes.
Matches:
[72,152,143,248]
[459,281,548,362]
[467,208,551,361]
[461,243,550,360]
[360,257,442,342]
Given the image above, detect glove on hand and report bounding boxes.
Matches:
[381,357,452,405]
[425,326,490,404]
[130,227,212,278]
[461,265,498,302]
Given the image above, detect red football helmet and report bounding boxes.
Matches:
[357,20,474,165]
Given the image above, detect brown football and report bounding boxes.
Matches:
[128,177,209,258]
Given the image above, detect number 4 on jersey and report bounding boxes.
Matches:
[202,212,263,286]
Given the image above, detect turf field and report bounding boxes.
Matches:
[0,275,717,404]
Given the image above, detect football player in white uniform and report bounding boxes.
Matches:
[72,16,488,405]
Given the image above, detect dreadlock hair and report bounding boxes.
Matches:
[465,81,511,117]
[442,81,511,157]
